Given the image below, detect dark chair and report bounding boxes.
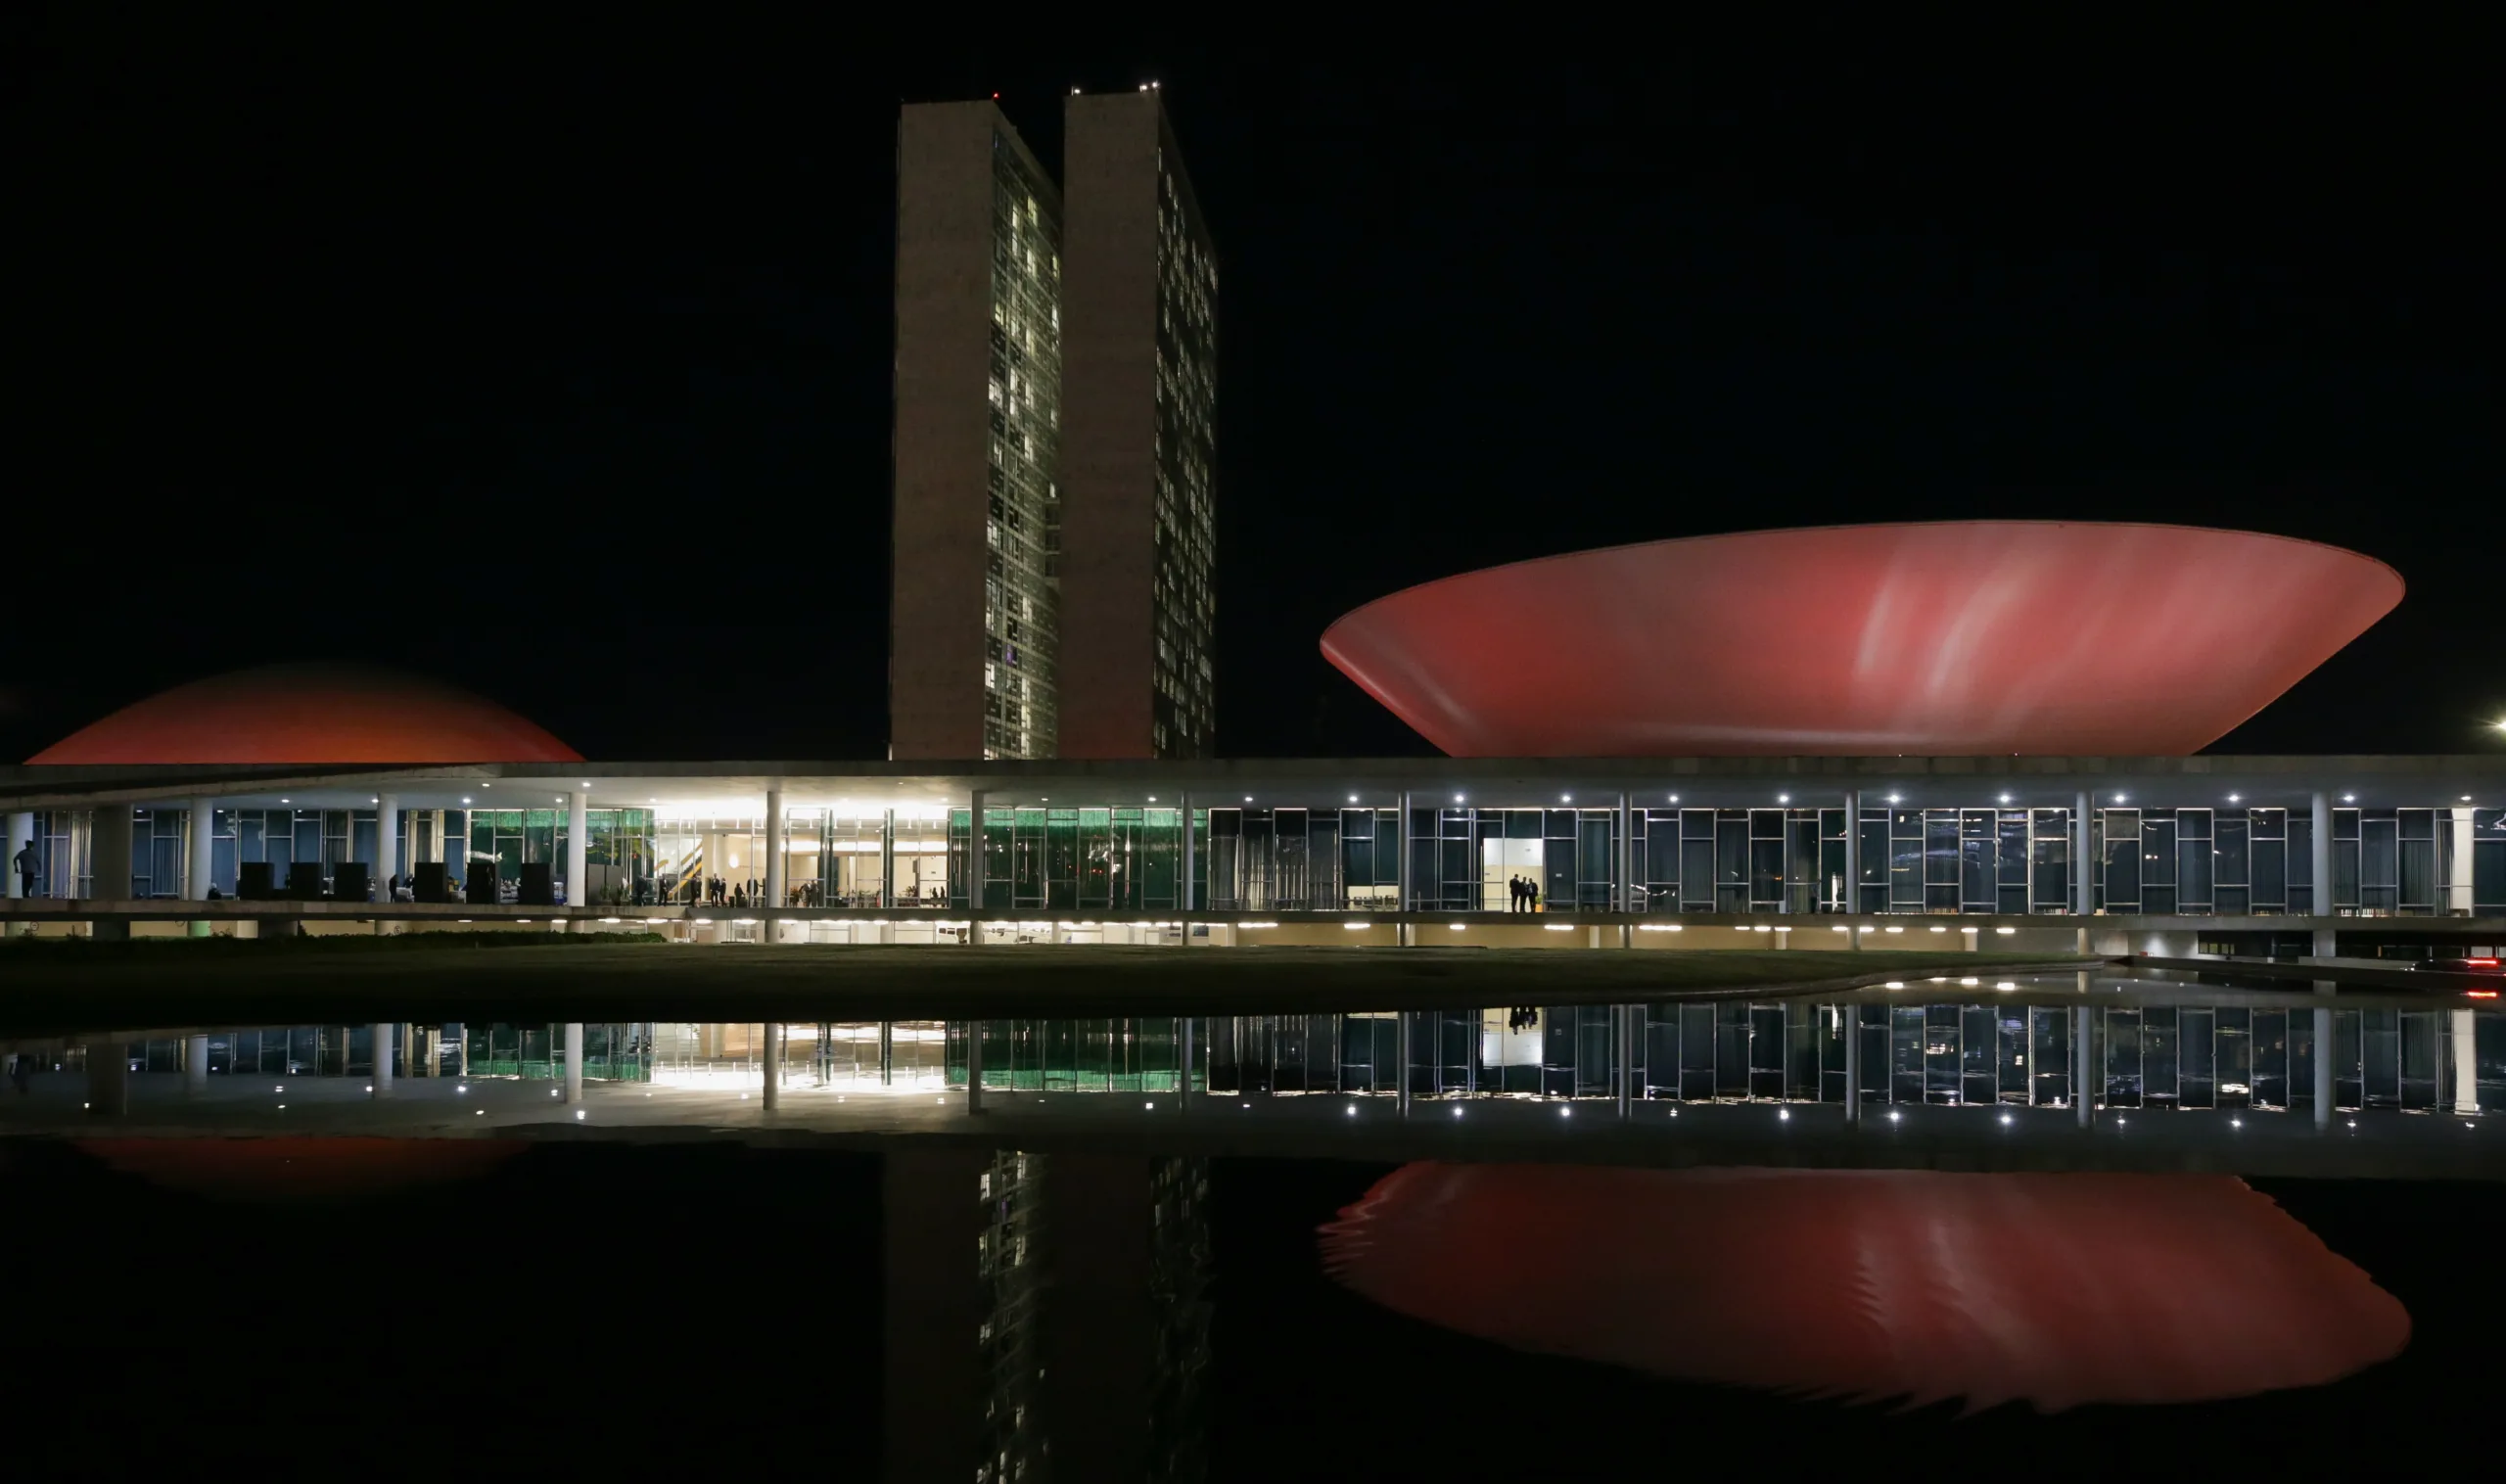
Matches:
[237,861,276,901]
[517,861,555,906]
[332,862,371,903]
[285,862,325,901]
[413,862,449,904]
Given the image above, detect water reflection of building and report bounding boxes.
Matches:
[883,1148,1211,1483]
[59,1001,2506,1116]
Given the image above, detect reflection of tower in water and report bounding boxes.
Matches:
[883,1149,1211,1483]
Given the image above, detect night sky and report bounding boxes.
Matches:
[11,20,2498,763]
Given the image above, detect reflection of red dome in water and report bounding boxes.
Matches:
[27,663,581,764]
[1320,523,2403,757]
[76,1137,527,1203]
[1321,1163,2408,1413]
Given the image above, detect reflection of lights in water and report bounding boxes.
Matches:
[1320,1163,2407,1413]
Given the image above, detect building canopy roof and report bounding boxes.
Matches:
[1321,522,2403,758]
[25,663,582,765]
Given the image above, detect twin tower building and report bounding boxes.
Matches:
[890,90,1218,763]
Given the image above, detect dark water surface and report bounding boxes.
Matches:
[6,1139,2494,1479]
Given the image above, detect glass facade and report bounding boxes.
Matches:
[16,807,653,903]
[984,132,1062,761]
[1149,143,1218,760]
[13,790,2504,921]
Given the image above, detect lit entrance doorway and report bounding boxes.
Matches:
[1481,829,1544,911]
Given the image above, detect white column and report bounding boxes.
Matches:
[90,804,134,901]
[2452,1009,2480,1115]
[1617,791,1634,912]
[5,812,33,898]
[1396,790,1413,912]
[964,788,985,944]
[374,792,399,903]
[1845,790,1864,950]
[2313,1006,2335,1131]
[1615,1004,1634,1117]
[2310,789,2335,918]
[185,1034,209,1093]
[186,798,217,900]
[1841,788,1860,926]
[762,1022,781,1110]
[1842,1004,1862,1124]
[2072,790,2093,916]
[564,1021,584,1105]
[880,809,896,909]
[1396,1012,1414,1117]
[1178,1016,1194,1111]
[371,1023,393,1097]
[566,790,589,910]
[1179,792,1194,911]
[764,788,786,920]
[2073,1004,2095,1127]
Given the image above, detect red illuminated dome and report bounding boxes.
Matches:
[27,663,582,765]
[1320,522,2402,757]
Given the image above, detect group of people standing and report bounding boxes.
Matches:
[1506,873,1544,912]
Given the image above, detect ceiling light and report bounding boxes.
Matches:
[1778,793,1789,804]
[1667,795,1678,803]
[1887,794,1901,804]
[2344,794,2355,803]
[1998,794,2012,804]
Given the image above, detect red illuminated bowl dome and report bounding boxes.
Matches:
[1320,522,2403,757]
[27,663,581,765]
